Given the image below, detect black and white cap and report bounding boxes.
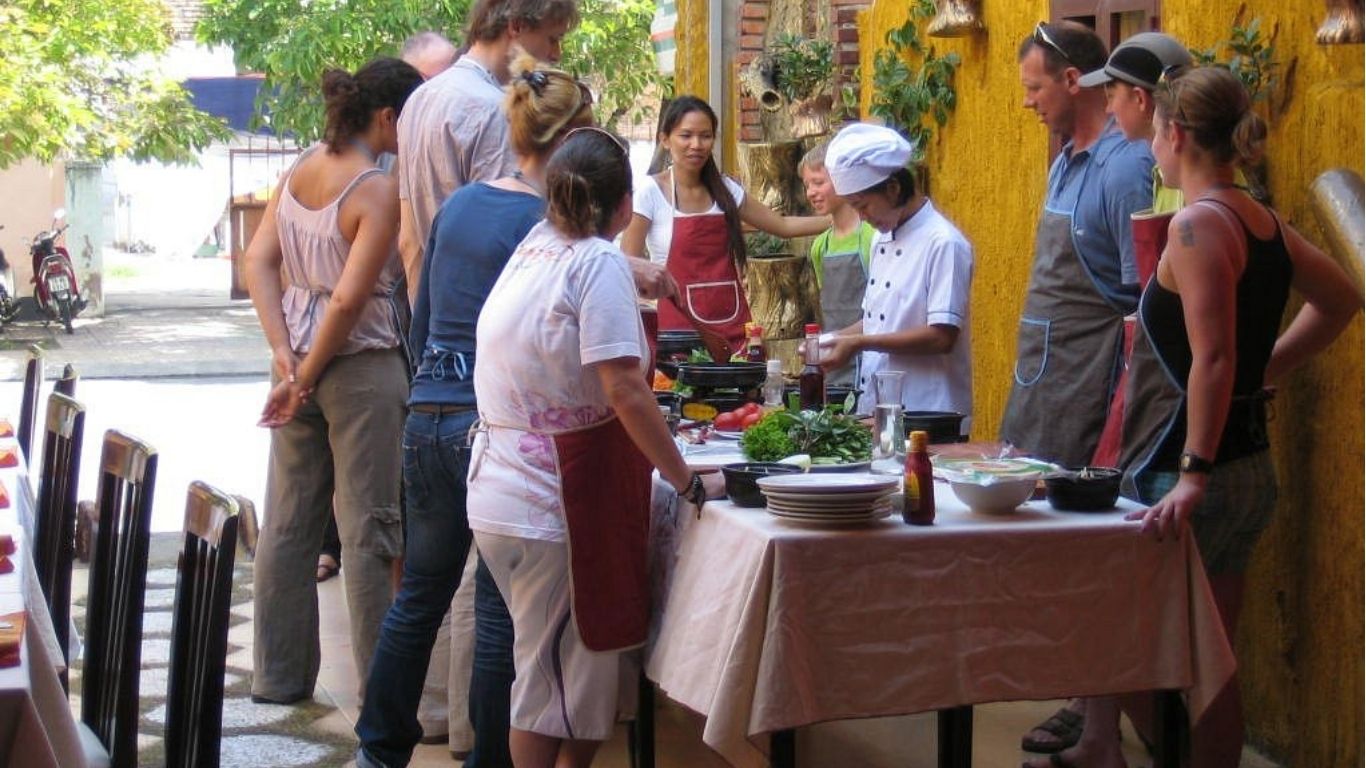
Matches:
[1078,32,1192,90]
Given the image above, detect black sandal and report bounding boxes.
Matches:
[1021,707,1084,754]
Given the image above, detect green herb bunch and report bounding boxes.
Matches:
[745,231,789,259]
[770,33,835,103]
[869,0,961,156]
[741,408,872,463]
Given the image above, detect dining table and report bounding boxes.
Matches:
[0,440,86,768]
[637,448,1236,768]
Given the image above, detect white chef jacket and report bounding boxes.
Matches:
[855,200,974,432]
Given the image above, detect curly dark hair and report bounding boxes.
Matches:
[321,57,423,154]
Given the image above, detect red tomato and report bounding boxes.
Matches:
[741,402,761,416]
[714,412,740,430]
[741,412,762,429]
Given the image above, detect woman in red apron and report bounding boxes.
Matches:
[621,95,829,357]
[1026,67,1362,768]
[466,128,725,768]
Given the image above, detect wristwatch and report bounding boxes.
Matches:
[1178,450,1215,474]
[682,472,707,510]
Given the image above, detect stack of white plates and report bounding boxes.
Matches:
[756,474,901,525]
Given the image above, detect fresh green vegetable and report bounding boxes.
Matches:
[739,412,799,462]
[740,408,872,463]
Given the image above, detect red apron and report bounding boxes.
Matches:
[657,210,752,355]
[553,416,655,652]
[1091,211,1172,467]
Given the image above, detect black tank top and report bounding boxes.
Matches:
[1141,198,1293,466]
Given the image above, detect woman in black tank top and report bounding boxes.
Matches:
[1030,67,1361,768]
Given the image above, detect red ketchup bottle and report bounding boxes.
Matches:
[903,430,935,525]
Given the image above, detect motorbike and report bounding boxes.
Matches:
[28,208,86,334]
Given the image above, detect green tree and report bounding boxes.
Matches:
[197,0,669,142]
[0,0,232,168]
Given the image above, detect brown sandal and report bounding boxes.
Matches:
[1021,707,1084,754]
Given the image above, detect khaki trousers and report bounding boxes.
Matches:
[252,348,408,701]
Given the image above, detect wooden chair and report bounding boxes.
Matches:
[17,346,44,463]
[54,362,78,397]
[32,392,85,686]
[80,430,158,768]
[164,482,240,768]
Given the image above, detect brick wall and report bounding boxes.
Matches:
[165,0,206,41]
[735,0,872,142]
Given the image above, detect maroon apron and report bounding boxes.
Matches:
[656,189,752,354]
[1091,210,1172,466]
[553,416,655,652]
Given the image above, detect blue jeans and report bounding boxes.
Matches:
[356,409,481,767]
[466,557,515,767]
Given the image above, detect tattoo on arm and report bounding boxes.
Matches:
[1178,219,1196,247]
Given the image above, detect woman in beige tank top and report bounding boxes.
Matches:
[244,58,423,704]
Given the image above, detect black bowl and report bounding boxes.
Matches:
[721,462,803,508]
[902,411,967,444]
[1045,466,1122,512]
[677,362,767,389]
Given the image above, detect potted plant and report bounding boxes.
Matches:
[769,33,836,139]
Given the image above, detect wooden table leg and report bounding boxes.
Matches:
[771,728,796,768]
[1152,690,1184,768]
[937,706,973,768]
[631,673,655,768]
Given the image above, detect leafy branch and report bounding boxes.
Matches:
[868,0,961,158]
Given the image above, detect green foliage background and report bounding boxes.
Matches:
[197,0,670,141]
[0,0,232,168]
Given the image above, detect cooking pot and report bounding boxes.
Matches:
[902,411,967,444]
[676,362,766,390]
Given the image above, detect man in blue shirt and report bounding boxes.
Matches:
[1001,21,1153,468]
[1006,22,1155,762]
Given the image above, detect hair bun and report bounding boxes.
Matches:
[321,69,359,101]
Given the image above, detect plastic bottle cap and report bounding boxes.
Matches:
[804,323,821,334]
[752,325,764,335]
[909,430,929,451]
[766,359,782,373]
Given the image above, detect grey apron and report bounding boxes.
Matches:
[1116,309,1185,499]
[999,210,1127,466]
[820,237,867,388]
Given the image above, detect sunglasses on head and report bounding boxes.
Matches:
[563,125,629,155]
[1033,21,1075,67]
[1156,64,1191,124]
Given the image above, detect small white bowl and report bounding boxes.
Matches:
[949,477,1037,514]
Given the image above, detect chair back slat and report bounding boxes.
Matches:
[81,430,157,768]
[165,482,239,768]
[32,392,85,684]
[17,348,44,463]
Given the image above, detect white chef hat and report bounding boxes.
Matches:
[825,123,915,196]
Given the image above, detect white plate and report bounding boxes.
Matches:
[768,502,891,516]
[756,473,901,494]
[711,429,743,441]
[808,460,873,474]
[763,488,895,505]
[768,507,893,526]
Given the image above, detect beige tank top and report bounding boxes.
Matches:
[275,147,403,356]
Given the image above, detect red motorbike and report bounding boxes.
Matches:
[28,209,86,334]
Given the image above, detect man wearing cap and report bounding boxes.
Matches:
[818,123,975,432]
[999,22,1153,467]
[1080,31,1194,213]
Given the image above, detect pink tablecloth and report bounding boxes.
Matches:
[645,478,1236,768]
[0,458,85,768]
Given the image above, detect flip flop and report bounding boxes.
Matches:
[1021,707,1084,753]
[315,555,340,583]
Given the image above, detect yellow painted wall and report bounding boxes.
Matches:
[852,2,1364,765]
